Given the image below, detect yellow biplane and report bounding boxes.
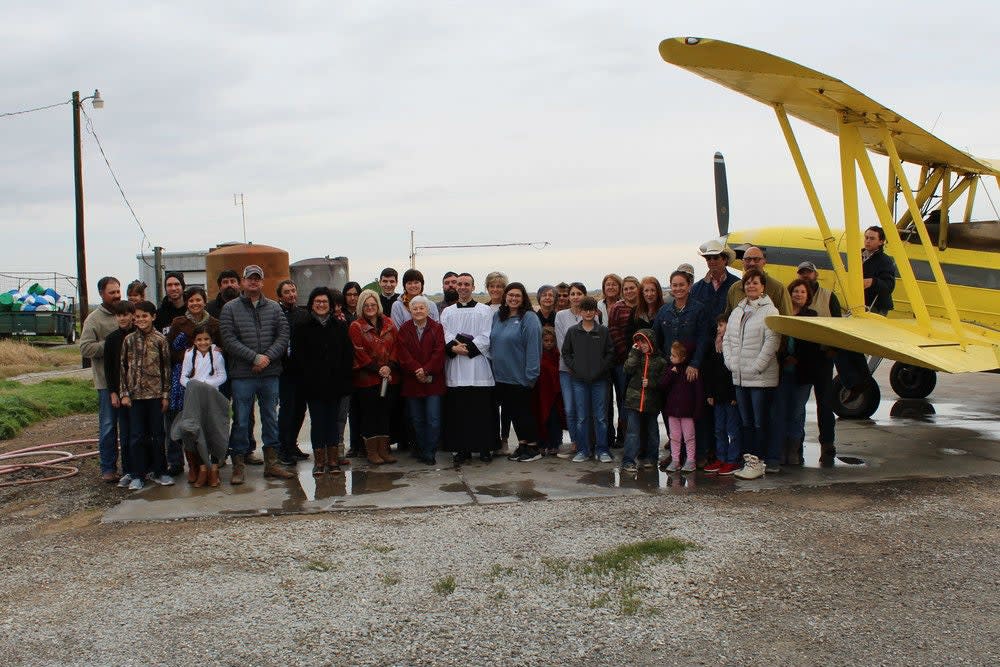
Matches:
[660,37,1000,417]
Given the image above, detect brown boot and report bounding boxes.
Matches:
[231,454,245,485]
[263,448,295,479]
[325,446,341,473]
[312,447,327,476]
[364,437,385,465]
[378,436,398,464]
[193,464,209,488]
[184,450,201,483]
[207,464,220,487]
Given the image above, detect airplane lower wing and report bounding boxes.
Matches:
[765,315,1000,373]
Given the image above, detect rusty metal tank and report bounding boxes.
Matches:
[204,243,290,300]
[289,256,350,305]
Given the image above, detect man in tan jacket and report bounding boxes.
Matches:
[79,276,122,482]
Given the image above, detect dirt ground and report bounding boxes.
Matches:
[2,415,998,666]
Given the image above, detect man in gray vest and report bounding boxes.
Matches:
[797,261,840,462]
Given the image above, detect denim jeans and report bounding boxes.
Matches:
[230,377,280,455]
[559,371,578,445]
[97,389,118,474]
[407,395,442,461]
[713,401,742,465]
[117,402,132,474]
[735,386,775,462]
[776,376,812,442]
[128,398,166,478]
[622,408,659,466]
[571,378,609,456]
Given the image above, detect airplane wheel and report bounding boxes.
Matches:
[888,362,936,399]
[831,375,880,419]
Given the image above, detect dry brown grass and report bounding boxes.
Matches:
[0,340,81,379]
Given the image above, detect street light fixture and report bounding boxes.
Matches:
[72,89,103,328]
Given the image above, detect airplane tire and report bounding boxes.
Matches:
[831,375,880,419]
[888,362,936,399]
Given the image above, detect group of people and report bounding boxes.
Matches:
[78,225,896,488]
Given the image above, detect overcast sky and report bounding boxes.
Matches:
[3,0,998,302]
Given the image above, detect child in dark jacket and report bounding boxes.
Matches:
[532,326,564,456]
[661,341,703,473]
[703,316,742,475]
[561,297,615,462]
[103,300,136,487]
[621,329,667,472]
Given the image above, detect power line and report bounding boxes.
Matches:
[79,106,156,268]
[0,99,70,118]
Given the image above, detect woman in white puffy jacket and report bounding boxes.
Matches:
[723,269,780,476]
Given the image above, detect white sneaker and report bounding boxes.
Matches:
[665,460,680,472]
[680,460,696,473]
[733,454,765,480]
[128,477,144,491]
[154,474,175,486]
[117,474,133,488]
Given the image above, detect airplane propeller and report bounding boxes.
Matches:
[714,151,729,238]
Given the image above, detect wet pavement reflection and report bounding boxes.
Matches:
[102,369,1000,523]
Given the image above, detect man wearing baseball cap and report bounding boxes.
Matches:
[797,261,842,463]
[218,264,295,483]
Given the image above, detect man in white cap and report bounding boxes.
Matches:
[219,264,294,483]
[690,240,740,320]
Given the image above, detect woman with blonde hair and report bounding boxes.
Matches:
[348,289,400,465]
[485,271,508,312]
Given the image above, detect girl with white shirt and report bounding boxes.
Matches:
[180,326,227,390]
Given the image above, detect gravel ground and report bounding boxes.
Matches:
[1,428,997,667]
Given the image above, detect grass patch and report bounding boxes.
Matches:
[366,543,395,553]
[305,559,333,572]
[0,378,97,439]
[589,538,692,575]
[541,556,572,578]
[382,572,400,586]
[0,340,81,379]
[489,564,514,580]
[432,575,456,596]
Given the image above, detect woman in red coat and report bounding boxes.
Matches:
[348,289,400,465]
[395,295,446,465]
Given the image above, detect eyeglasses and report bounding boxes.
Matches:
[742,256,764,263]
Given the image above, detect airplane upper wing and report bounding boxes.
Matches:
[659,37,1000,176]
[766,314,1000,373]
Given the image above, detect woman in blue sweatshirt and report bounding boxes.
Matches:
[491,282,543,462]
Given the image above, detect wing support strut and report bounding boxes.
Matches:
[773,104,854,311]
[840,122,932,331]
[881,128,968,344]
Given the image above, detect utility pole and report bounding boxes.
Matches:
[153,246,164,304]
[234,193,247,242]
[72,91,89,326]
[410,230,416,268]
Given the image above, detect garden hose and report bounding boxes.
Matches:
[0,439,99,487]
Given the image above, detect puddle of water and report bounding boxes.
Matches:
[473,480,547,501]
[576,468,732,494]
[313,470,407,500]
[836,456,866,466]
[439,482,467,494]
[939,448,968,456]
